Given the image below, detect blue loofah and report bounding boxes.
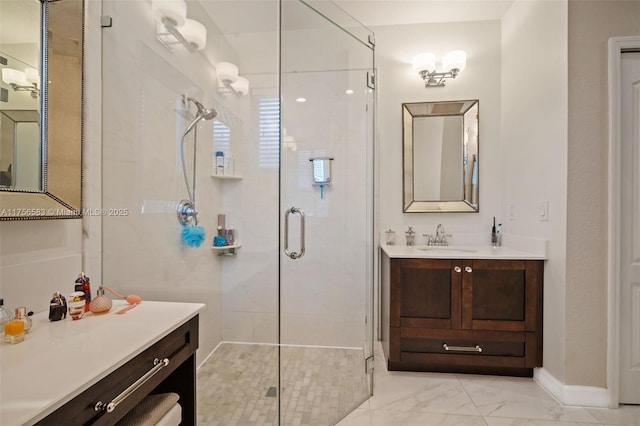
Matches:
[181,224,206,248]
[213,235,227,247]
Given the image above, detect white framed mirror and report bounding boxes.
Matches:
[0,0,83,220]
[402,99,479,213]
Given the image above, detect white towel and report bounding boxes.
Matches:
[155,403,182,426]
[116,393,180,425]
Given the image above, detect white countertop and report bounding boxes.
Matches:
[0,300,205,426]
[380,244,546,260]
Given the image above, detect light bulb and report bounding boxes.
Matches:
[216,62,239,84]
[230,76,249,95]
[2,68,28,86]
[443,50,467,72]
[178,19,207,50]
[412,52,436,73]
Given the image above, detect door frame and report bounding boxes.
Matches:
[607,35,640,408]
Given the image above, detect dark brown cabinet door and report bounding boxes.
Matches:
[383,254,543,375]
[391,258,462,329]
[461,260,542,332]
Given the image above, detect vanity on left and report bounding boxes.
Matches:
[0,301,204,425]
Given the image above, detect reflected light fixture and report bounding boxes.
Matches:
[2,67,39,98]
[216,62,250,96]
[412,50,466,88]
[153,0,207,52]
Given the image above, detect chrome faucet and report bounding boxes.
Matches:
[425,224,452,246]
[423,233,435,246]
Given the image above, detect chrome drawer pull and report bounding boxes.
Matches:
[95,357,169,413]
[443,343,482,353]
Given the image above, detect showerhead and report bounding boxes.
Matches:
[199,108,217,120]
[182,97,217,137]
[187,97,217,120]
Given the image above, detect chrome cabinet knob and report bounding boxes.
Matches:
[465,266,473,273]
[454,266,462,273]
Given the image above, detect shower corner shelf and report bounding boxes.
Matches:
[211,243,242,256]
[211,174,242,180]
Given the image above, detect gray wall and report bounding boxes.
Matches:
[566,0,640,387]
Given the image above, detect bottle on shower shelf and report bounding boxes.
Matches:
[226,225,235,245]
[216,151,225,175]
[224,155,234,176]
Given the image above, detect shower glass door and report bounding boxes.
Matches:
[279,1,375,424]
[100,0,373,423]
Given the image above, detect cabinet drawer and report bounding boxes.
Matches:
[400,327,526,357]
[37,316,198,426]
[402,336,525,357]
[388,327,540,375]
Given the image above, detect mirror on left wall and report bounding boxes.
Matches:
[0,0,83,220]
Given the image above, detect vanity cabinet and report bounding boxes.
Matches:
[36,315,199,425]
[0,301,204,426]
[381,254,543,377]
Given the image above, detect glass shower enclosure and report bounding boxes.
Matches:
[101,0,374,424]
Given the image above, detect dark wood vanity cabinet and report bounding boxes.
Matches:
[36,315,199,426]
[381,255,543,376]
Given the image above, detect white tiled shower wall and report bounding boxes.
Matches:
[100,0,374,353]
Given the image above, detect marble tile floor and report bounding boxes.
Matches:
[337,343,640,426]
[196,341,639,426]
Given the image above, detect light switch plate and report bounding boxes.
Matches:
[538,200,549,221]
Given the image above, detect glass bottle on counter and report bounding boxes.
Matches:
[4,319,24,344]
[74,273,92,312]
[14,307,32,334]
[405,226,416,246]
[49,292,67,321]
[385,229,396,246]
[0,298,13,335]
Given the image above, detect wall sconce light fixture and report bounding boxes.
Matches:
[1,67,39,98]
[216,62,250,96]
[153,0,207,53]
[412,50,466,88]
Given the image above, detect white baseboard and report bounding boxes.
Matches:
[534,368,611,408]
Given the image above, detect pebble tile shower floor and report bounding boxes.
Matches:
[197,343,370,425]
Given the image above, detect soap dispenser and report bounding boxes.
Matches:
[491,217,498,247]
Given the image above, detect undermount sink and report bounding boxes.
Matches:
[418,247,478,253]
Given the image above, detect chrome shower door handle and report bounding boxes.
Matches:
[284,206,306,259]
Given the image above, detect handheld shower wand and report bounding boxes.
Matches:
[179,97,217,208]
[177,97,217,244]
